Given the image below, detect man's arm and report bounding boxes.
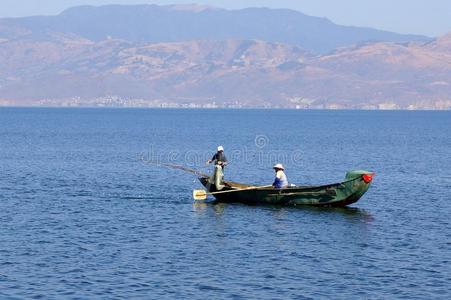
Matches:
[207,153,216,164]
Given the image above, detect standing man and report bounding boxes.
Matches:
[207,145,228,169]
[207,146,228,190]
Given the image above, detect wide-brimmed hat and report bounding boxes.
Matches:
[273,163,284,170]
[217,145,224,152]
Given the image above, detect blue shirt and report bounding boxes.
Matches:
[273,171,288,188]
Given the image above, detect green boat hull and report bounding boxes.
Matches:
[199,170,373,207]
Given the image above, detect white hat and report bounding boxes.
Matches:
[273,163,284,170]
[217,145,224,152]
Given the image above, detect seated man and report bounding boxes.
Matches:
[272,163,288,188]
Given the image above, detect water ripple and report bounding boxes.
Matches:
[0,108,450,299]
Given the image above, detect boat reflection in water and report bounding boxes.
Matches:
[193,198,374,224]
[192,201,227,215]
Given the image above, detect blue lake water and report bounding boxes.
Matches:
[0,108,450,299]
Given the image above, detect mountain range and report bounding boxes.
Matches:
[0,4,450,109]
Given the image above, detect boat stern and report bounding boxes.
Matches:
[198,176,210,189]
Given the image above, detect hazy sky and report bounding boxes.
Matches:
[1,0,450,37]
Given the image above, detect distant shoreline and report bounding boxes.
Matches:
[0,105,450,112]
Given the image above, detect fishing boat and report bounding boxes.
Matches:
[196,170,374,207]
